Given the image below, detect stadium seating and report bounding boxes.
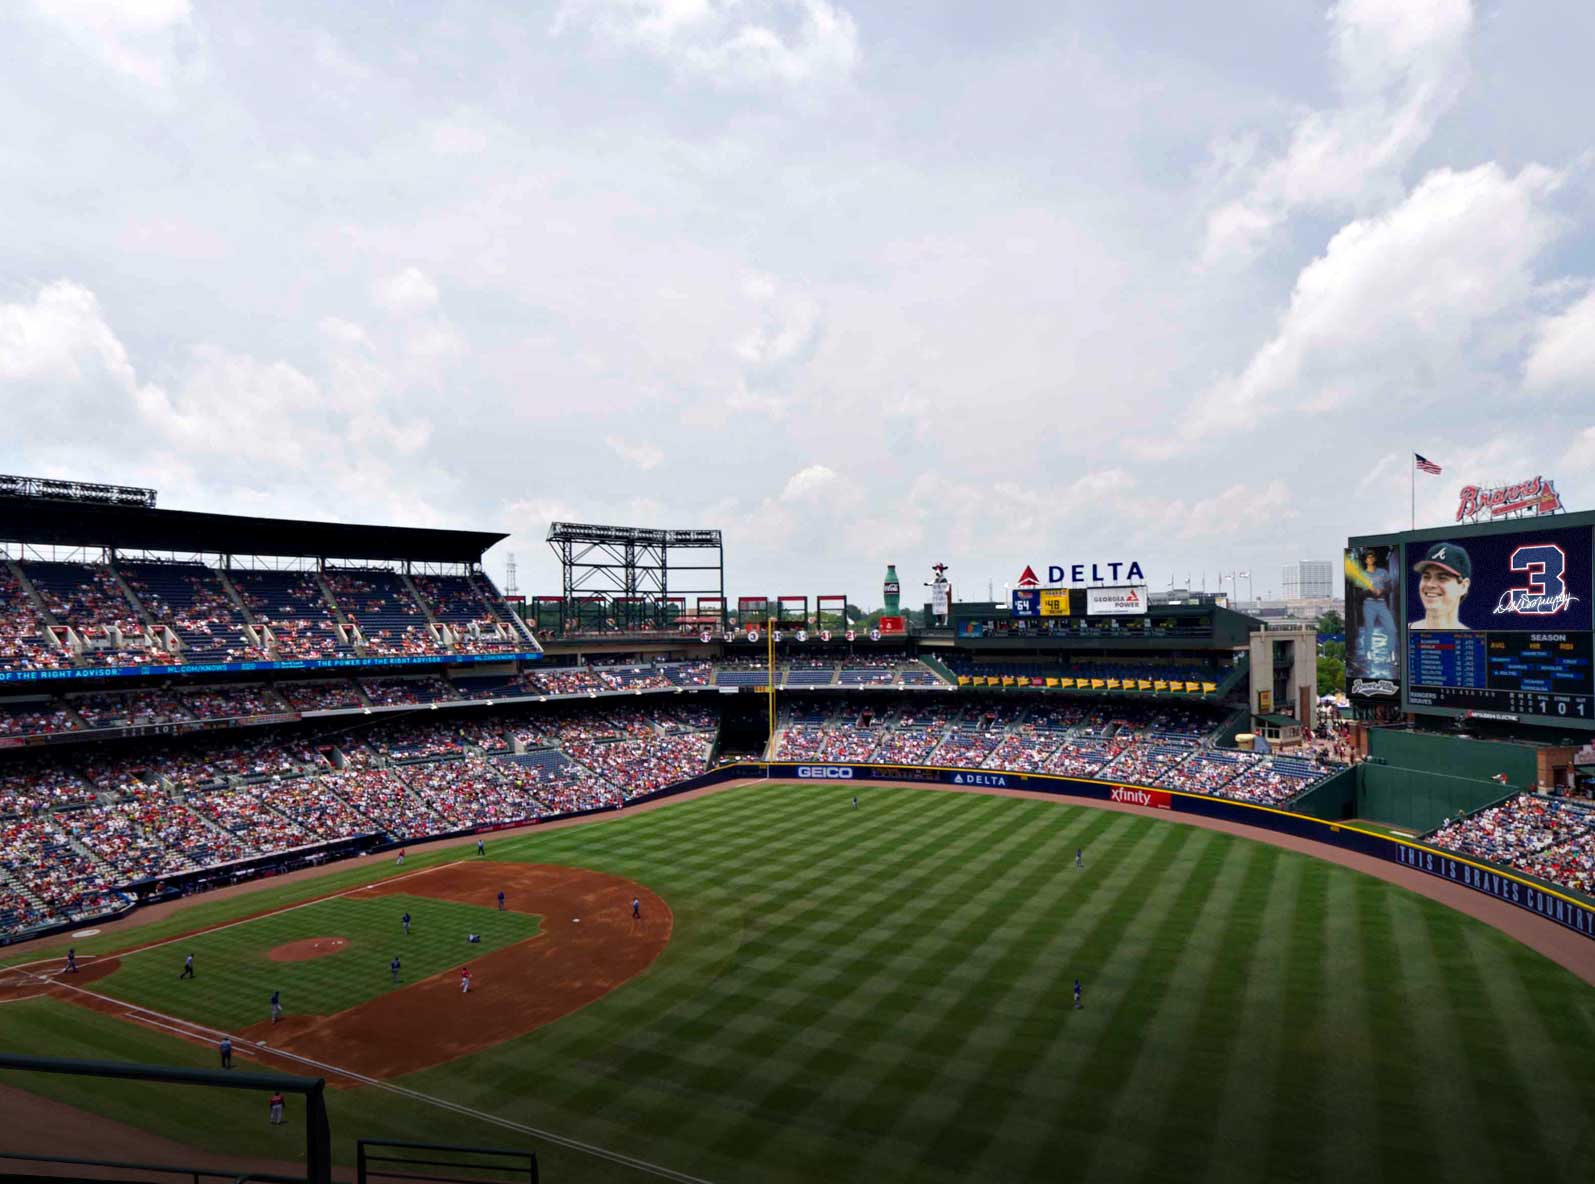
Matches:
[230,569,353,659]
[22,561,159,667]
[323,569,438,656]
[0,565,70,672]
[119,561,265,664]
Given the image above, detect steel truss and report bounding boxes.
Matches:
[545,521,724,633]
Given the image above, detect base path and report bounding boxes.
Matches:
[234,863,670,1078]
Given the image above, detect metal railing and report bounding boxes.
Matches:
[0,1054,331,1184]
[357,1140,536,1184]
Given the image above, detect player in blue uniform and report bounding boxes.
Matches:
[270,989,281,1024]
[179,953,194,979]
[402,911,411,936]
[1076,848,1083,869]
[497,890,505,911]
[391,955,401,984]
[1073,978,1083,1009]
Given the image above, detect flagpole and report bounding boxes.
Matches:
[1410,451,1415,530]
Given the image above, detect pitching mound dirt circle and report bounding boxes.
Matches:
[265,936,349,962]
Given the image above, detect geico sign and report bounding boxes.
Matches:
[797,766,854,780]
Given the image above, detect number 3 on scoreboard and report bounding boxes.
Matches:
[1509,544,1566,598]
[1499,544,1574,616]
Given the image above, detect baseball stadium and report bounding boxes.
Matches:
[1,479,1593,1183]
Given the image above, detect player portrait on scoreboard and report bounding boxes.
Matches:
[1410,542,1472,631]
[1345,545,1398,680]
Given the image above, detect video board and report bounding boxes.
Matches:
[1403,522,1593,724]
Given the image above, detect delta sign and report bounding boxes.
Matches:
[1011,561,1147,617]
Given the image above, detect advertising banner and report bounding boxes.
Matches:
[1404,523,1593,722]
[1039,589,1074,617]
[1012,589,1040,617]
[1109,785,1171,809]
[1346,544,1401,702]
[1085,585,1148,616]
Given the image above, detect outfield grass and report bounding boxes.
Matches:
[4,781,1595,1183]
[95,893,539,1030]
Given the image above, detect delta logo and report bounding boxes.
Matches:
[1016,566,1040,589]
[953,772,1010,788]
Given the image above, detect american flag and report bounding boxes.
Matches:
[1414,453,1442,475]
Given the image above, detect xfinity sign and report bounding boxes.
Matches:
[797,766,854,780]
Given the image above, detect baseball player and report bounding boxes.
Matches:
[396,847,406,866]
[497,890,505,912]
[477,838,485,857]
[1073,978,1083,1010]
[852,795,858,810]
[179,953,195,980]
[64,948,78,974]
[1411,543,1472,631]
[391,955,401,984]
[219,1036,233,1069]
[460,966,471,994]
[632,897,641,921]
[1076,848,1083,870]
[270,989,282,1024]
[1355,549,1397,669]
[268,1090,285,1126]
[402,911,411,936]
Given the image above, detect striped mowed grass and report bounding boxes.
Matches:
[3,781,1595,1184]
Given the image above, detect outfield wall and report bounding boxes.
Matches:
[652,761,1595,946]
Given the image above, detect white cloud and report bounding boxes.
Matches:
[1202,0,1474,264]
[1523,288,1595,392]
[27,0,194,88]
[373,268,441,317]
[606,435,665,470]
[1167,163,1563,453]
[552,0,859,88]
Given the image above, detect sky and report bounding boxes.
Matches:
[2,0,1593,606]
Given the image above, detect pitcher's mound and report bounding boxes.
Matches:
[267,937,349,962]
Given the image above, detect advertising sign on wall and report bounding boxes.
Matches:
[1085,585,1148,616]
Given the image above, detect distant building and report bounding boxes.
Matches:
[1281,560,1334,601]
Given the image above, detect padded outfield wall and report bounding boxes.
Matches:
[1360,729,1540,832]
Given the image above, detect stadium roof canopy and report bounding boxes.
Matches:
[0,496,506,564]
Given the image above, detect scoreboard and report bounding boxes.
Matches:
[1407,631,1593,720]
[1389,518,1595,728]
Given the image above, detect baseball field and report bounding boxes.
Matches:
[3,780,1595,1183]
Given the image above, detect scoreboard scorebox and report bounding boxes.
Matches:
[1349,513,1595,729]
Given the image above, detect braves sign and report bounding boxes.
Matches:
[1456,476,1563,522]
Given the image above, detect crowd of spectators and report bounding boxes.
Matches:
[277,680,366,711]
[231,569,350,659]
[24,562,160,666]
[1427,794,1595,866]
[120,562,265,664]
[0,699,80,738]
[324,569,438,657]
[320,769,439,840]
[181,685,286,720]
[0,758,96,816]
[358,676,455,706]
[0,566,68,671]
[71,690,190,729]
[247,776,379,841]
